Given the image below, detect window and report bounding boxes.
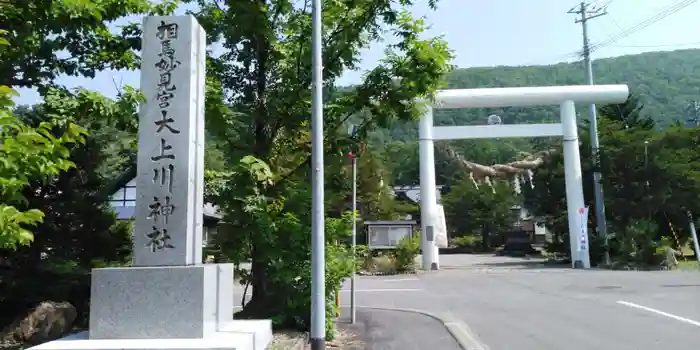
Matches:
[124,186,136,206]
[125,186,136,200]
[110,185,137,207]
[111,189,125,201]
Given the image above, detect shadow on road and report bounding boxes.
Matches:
[471,259,571,269]
[439,253,574,271]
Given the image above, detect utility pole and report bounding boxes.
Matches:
[569,1,610,265]
[684,105,700,265]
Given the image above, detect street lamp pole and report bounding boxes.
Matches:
[350,154,357,323]
[347,125,358,324]
[310,0,325,347]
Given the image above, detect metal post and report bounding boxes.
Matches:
[688,212,700,265]
[418,104,439,271]
[570,1,610,265]
[350,155,357,324]
[310,0,325,346]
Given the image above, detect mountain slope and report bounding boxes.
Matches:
[379,49,700,143]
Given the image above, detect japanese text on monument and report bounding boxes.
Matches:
[146,21,181,252]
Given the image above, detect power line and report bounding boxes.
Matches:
[589,0,699,53]
[609,41,700,48]
[520,0,698,67]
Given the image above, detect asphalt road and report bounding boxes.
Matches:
[338,254,700,350]
[337,308,463,350]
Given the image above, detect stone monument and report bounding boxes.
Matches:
[28,15,272,350]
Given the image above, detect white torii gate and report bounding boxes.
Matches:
[418,84,630,270]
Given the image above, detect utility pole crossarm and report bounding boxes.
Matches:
[568,2,608,23]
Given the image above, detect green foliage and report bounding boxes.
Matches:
[612,219,665,266]
[451,235,482,248]
[380,49,700,186]
[442,176,518,244]
[525,94,700,266]
[392,234,420,272]
[0,0,177,90]
[196,0,454,335]
[1,85,141,326]
[205,157,354,337]
[354,244,373,271]
[0,86,87,249]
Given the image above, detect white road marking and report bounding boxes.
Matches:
[617,300,700,327]
[235,288,422,295]
[382,277,420,282]
[340,288,422,292]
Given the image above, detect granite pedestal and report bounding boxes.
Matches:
[28,264,272,350]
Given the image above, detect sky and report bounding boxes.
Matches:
[14,0,700,106]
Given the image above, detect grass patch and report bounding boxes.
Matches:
[678,260,699,270]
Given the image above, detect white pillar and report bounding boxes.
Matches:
[560,100,591,268]
[419,105,439,270]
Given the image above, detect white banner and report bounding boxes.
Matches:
[577,206,590,252]
[435,204,449,248]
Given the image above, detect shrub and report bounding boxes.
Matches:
[451,235,482,248]
[374,253,397,274]
[392,234,420,272]
[354,244,373,271]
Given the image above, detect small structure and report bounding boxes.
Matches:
[365,220,417,249]
[510,205,549,245]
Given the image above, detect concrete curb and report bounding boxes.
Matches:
[355,306,488,350]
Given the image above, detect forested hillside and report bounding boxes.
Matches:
[377,49,700,185]
[375,49,700,141]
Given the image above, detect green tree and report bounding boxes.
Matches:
[0,86,141,325]
[328,149,415,221]
[193,0,453,335]
[442,176,517,247]
[0,86,87,249]
[523,95,700,265]
[0,0,177,90]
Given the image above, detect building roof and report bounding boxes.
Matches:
[109,164,222,220]
[391,185,444,203]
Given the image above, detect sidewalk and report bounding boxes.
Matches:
[337,308,463,350]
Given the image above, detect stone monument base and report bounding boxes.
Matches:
[27,264,272,350]
[26,321,272,350]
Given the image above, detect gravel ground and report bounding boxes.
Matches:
[270,328,365,350]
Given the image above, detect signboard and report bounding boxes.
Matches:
[368,225,412,249]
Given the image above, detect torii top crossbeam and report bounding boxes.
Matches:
[430,84,629,109]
